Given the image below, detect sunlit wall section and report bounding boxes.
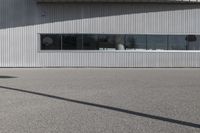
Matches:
[37,0,200,3]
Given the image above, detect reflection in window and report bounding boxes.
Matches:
[83,35,98,50]
[40,34,200,51]
[62,35,82,50]
[168,35,186,50]
[147,35,168,50]
[187,35,200,50]
[97,35,116,50]
[114,35,126,50]
[126,35,147,50]
[41,34,61,50]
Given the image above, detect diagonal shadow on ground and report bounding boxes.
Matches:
[0,85,199,129]
[0,76,17,78]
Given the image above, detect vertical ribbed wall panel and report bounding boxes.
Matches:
[0,0,200,67]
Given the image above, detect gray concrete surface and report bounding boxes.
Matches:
[0,68,199,133]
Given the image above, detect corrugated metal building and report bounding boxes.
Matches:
[0,0,200,67]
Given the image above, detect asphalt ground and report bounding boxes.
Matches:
[0,68,199,133]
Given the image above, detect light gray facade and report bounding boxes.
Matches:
[36,0,200,3]
[0,0,200,67]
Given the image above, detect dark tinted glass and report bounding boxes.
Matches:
[97,35,116,50]
[40,34,200,51]
[168,35,186,50]
[126,35,146,50]
[114,35,126,50]
[187,35,200,50]
[147,35,168,50]
[83,35,98,50]
[62,34,83,50]
[41,34,61,50]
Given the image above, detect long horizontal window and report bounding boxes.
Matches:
[40,34,200,51]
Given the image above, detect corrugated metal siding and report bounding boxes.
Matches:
[36,0,200,3]
[34,51,200,68]
[0,0,200,67]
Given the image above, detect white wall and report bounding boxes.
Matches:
[0,0,200,67]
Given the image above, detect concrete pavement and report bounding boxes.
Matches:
[0,68,199,133]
